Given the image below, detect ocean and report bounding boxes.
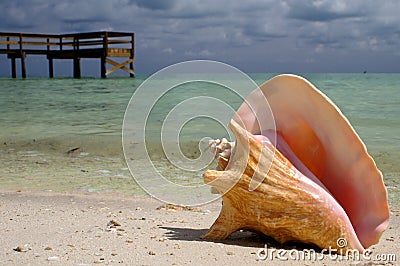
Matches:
[0,73,399,205]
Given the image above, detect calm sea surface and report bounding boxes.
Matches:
[0,74,399,204]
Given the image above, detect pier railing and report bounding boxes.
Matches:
[0,31,135,78]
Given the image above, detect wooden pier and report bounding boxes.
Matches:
[0,31,135,78]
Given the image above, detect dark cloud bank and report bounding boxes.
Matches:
[1,0,399,75]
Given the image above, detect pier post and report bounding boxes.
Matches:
[73,57,81,78]
[48,58,54,78]
[11,57,16,78]
[101,56,106,78]
[21,52,26,78]
[19,34,26,78]
[129,61,134,78]
[130,33,135,78]
[73,36,81,78]
[47,38,54,78]
[101,32,109,78]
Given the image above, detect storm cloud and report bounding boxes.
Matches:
[0,0,399,74]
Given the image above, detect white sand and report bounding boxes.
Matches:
[1,190,399,265]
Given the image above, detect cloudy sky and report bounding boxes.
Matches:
[1,0,399,75]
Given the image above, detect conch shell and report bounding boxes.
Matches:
[203,74,389,252]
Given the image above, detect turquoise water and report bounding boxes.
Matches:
[0,74,399,203]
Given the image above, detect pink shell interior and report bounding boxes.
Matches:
[233,74,389,248]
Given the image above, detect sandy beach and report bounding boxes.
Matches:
[1,189,398,266]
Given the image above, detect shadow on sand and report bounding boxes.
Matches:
[160,226,320,251]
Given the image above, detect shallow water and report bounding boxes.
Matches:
[0,74,399,204]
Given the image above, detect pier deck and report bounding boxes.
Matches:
[0,31,135,78]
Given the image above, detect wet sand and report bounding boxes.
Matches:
[1,190,399,266]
